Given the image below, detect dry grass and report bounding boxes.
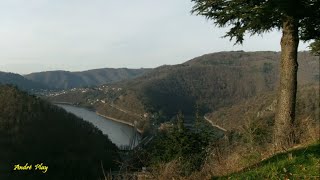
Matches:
[148,120,319,180]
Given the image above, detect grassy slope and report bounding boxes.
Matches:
[215,142,320,179]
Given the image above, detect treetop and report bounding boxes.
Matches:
[191,0,320,43]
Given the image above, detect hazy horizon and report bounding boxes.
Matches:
[0,0,311,74]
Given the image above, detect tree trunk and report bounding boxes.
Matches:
[274,16,299,150]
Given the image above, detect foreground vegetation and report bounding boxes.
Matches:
[216,142,320,179]
[141,118,222,176]
[127,84,319,179]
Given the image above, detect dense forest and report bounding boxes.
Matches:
[0,85,119,180]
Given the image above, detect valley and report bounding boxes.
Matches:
[1,1,319,179]
[44,51,319,132]
[1,51,319,179]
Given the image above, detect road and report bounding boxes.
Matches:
[204,115,228,132]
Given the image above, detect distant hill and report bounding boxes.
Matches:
[25,68,151,89]
[0,71,48,91]
[0,85,119,179]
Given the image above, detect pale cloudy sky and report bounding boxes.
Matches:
[0,0,310,74]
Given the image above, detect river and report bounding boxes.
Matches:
[56,104,141,148]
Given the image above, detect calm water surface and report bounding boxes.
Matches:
[57,104,140,147]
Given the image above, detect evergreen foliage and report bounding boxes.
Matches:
[191,0,320,43]
[142,114,219,176]
[310,40,320,56]
[191,0,320,149]
[0,85,119,180]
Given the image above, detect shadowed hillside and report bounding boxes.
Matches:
[0,85,119,180]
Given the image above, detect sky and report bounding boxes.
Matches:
[0,0,311,74]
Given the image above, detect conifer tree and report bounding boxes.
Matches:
[310,40,320,56]
[191,0,320,149]
[177,110,185,132]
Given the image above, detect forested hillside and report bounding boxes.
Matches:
[116,51,318,117]
[0,85,119,180]
[47,51,319,129]
[25,68,150,89]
